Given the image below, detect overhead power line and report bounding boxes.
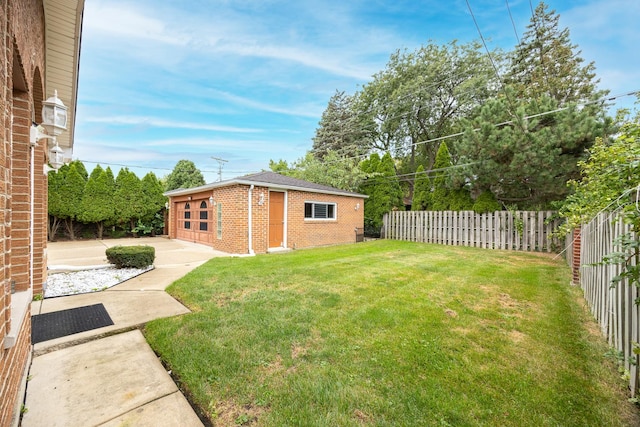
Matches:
[505,0,521,44]
[76,90,639,177]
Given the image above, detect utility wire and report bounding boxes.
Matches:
[76,159,257,176]
[506,0,520,44]
[309,89,640,167]
[77,90,639,177]
[466,0,527,134]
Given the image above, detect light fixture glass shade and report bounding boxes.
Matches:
[41,90,67,136]
[209,196,215,206]
[50,142,64,170]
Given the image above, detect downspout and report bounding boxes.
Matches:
[29,130,36,291]
[248,185,255,255]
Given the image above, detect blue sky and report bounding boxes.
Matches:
[73,0,640,183]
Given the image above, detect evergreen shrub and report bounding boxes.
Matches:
[106,245,155,269]
[473,191,502,213]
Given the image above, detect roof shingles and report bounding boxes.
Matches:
[165,171,367,198]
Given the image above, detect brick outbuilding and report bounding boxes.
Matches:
[0,1,83,426]
[165,172,367,254]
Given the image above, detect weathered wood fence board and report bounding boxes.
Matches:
[578,212,640,396]
[382,210,563,253]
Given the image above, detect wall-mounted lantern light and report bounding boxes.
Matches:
[41,90,68,136]
[30,90,68,170]
[355,203,360,210]
[209,195,215,206]
[258,193,265,206]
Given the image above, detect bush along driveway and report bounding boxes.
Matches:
[145,240,640,426]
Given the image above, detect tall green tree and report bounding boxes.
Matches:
[165,160,205,191]
[268,159,289,174]
[73,161,89,181]
[114,168,145,233]
[79,165,116,239]
[411,165,431,211]
[458,91,608,209]
[271,151,369,192]
[59,161,87,240]
[430,142,454,211]
[451,2,613,210]
[505,1,606,105]
[359,153,404,234]
[354,40,499,169]
[140,172,167,232]
[312,91,369,159]
[47,166,66,241]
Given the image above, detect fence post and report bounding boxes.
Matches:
[572,227,581,285]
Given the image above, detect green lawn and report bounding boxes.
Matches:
[145,240,639,426]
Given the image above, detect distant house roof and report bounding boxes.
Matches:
[165,171,367,198]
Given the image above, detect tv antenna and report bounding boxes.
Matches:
[211,156,228,181]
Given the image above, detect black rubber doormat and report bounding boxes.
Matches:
[32,303,114,344]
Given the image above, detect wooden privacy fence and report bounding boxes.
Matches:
[382,210,563,252]
[578,212,640,396]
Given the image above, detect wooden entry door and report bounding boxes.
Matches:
[269,192,284,248]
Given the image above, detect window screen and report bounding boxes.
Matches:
[304,202,336,219]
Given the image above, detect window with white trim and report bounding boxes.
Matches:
[304,202,336,219]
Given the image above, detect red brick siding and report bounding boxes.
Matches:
[169,186,365,255]
[1,1,47,426]
[286,191,364,251]
[11,93,30,293]
[0,305,30,427]
[212,185,250,254]
[250,186,269,253]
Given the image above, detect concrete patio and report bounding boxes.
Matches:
[22,237,227,426]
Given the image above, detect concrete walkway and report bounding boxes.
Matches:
[22,237,227,427]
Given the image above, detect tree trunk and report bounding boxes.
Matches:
[48,215,62,242]
[64,217,76,240]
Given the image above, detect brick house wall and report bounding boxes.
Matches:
[168,183,365,255]
[0,1,47,426]
[286,191,364,251]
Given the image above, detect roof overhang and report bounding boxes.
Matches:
[165,179,368,199]
[43,0,85,158]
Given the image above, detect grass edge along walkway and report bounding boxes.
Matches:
[145,240,639,426]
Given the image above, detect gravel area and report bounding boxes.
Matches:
[45,266,154,298]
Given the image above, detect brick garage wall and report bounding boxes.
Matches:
[169,186,252,254]
[286,191,365,251]
[212,185,250,254]
[250,186,269,253]
[1,1,47,426]
[169,186,366,255]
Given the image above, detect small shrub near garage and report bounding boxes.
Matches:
[106,245,155,269]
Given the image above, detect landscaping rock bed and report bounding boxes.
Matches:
[45,266,153,298]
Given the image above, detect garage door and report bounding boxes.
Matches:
[175,200,214,245]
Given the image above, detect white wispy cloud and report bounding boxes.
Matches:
[208,42,375,80]
[141,136,294,152]
[83,2,188,46]
[84,116,263,133]
[83,1,384,81]
[202,89,323,119]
